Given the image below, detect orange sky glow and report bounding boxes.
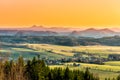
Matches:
[0,0,120,28]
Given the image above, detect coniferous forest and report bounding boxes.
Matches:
[0,56,119,80]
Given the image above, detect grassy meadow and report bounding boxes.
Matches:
[104,61,120,66]
[26,44,120,58]
[2,43,120,59]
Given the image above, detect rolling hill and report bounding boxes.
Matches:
[0,26,120,38]
[70,28,119,38]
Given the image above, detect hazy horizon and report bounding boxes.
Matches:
[1,25,120,32]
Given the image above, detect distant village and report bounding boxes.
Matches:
[42,54,120,66]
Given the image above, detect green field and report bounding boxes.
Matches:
[1,43,120,59]
[0,44,69,60]
[26,44,120,58]
[104,61,120,66]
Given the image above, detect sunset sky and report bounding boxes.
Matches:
[0,0,120,28]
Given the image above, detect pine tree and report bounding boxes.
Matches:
[64,67,70,80]
[117,75,120,80]
[3,61,11,80]
[56,68,62,80]
[48,72,53,80]
[16,56,25,80]
[84,68,90,80]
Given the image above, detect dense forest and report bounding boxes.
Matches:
[1,36,120,46]
[0,56,120,80]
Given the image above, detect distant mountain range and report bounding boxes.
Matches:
[0,25,120,38]
[70,28,118,38]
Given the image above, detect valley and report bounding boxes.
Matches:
[0,43,120,80]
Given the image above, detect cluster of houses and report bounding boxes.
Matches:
[108,54,120,61]
[42,54,120,65]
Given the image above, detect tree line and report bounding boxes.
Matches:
[0,56,120,80]
[1,36,120,46]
